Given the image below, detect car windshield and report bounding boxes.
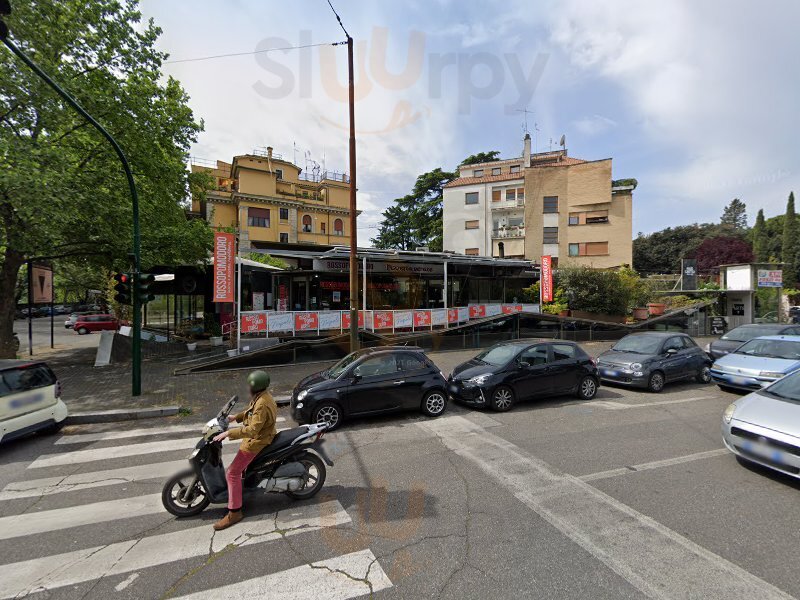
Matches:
[611,336,664,355]
[327,351,364,378]
[474,345,521,366]
[763,371,800,402]
[733,338,800,359]
[721,326,779,342]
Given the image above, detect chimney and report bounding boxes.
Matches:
[266,146,273,160]
[523,133,531,167]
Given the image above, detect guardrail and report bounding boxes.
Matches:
[239,304,540,336]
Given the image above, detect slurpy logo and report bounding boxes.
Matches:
[253,27,549,134]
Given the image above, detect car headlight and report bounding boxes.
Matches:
[630,363,642,371]
[465,374,491,386]
[723,403,736,424]
[704,343,711,353]
[297,389,309,401]
[759,371,785,379]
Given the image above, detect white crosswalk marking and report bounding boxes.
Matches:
[171,549,392,600]
[0,500,354,599]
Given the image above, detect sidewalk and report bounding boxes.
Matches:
[47,337,717,421]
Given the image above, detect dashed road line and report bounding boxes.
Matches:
[578,449,729,482]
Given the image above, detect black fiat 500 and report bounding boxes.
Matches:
[448,340,599,412]
[291,346,448,430]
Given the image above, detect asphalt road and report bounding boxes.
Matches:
[13,316,100,356]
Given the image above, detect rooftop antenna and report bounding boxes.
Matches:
[559,134,566,149]
[533,122,540,153]
[549,137,553,151]
[293,141,298,166]
[515,108,534,134]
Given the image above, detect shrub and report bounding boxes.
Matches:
[557,266,630,315]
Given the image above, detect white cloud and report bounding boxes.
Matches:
[573,114,617,136]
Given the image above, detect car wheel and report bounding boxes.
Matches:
[577,376,598,400]
[696,365,712,384]
[421,390,447,417]
[312,402,343,431]
[491,385,515,412]
[647,371,665,393]
[77,327,89,335]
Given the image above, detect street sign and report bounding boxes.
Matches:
[30,264,53,304]
[757,269,782,287]
[213,232,235,302]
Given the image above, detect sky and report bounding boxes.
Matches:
[140,0,800,240]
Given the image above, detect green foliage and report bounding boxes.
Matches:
[783,192,798,288]
[618,266,653,308]
[752,209,769,262]
[612,178,638,189]
[633,223,724,274]
[521,281,539,303]
[556,266,632,315]
[720,198,748,230]
[460,151,501,166]
[247,252,288,270]
[541,288,568,314]
[0,0,212,357]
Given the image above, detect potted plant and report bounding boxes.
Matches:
[647,301,667,316]
[205,313,223,346]
[185,331,197,352]
[632,307,649,320]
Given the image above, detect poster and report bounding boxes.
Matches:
[541,255,553,302]
[332,290,341,302]
[485,304,502,317]
[681,259,697,291]
[30,264,53,304]
[373,311,394,329]
[413,310,432,328]
[240,312,267,333]
[341,311,365,329]
[431,309,447,326]
[458,307,469,322]
[757,269,783,287]
[469,305,486,319]
[394,311,413,328]
[448,308,459,323]
[502,304,523,314]
[295,312,319,331]
[213,232,235,303]
[318,311,341,330]
[710,316,727,335]
[268,312,294,332]
[252,292,265,311]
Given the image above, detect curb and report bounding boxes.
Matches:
[65,406,180,425]
[274,395,290,407]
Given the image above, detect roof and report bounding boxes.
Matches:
[530,155,587,168]
[208,256,283,271]
[443,172,523,189]
[625,331,685,338]
[751,335,800,341]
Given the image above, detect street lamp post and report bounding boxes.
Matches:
[347,35,358,352]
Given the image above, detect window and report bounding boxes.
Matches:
[517,188,524,200]
[519,345,549,366]
[569,242,609,256]
[681,336,697,348]
[465,192,479,205]
[552,344,576,361]
[543,196,558,213]
[510,165,520,174]
[662,337,684,353]
[321,222,326,234]
[508,217,523,228]
[397,352,429,372]
[0,364,56,397]
[354,355,397,377]
[275,169,283,179]
[247,207,270,228]
[491,189,501,202]
[491,167,501,175]
[569,214,580,225]
[506,189,516,201]
[334,218,344,235]
[302,214,313,233]
[543,227,558,244]
[569,210,609,225]
[279,208,289,220]
[569,243,580,257]
[279,232,289,243]
[465,220,480,230]
[465,248,479,256]
[473,169,484,177]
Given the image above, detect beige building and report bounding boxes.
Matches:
[190,147,354,251]
[443,135,634,268]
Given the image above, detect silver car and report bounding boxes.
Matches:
[722,370,800,480]
[710,335,800,392]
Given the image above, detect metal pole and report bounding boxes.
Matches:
[443,260,448,328]
[27,260,32,356]
[347,35,359,352]
[2,37,143,395]
[236,256,242,354]
[362,255,367,312]
[50,296,53,349]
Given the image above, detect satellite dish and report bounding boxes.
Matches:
[559,134,566,148]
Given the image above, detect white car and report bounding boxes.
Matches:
[0,360,68,443]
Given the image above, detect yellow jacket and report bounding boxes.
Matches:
[228,391,277,454]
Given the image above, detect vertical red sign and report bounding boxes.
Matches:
[541,256,553,303]
[213,232,235,303]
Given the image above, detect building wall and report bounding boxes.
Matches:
[443,183,490,255]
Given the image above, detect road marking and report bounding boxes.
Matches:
[55,418,288,445]
[421,416,794,600]
[28,437,240,469]
[591,396,712,410]
[0,500,351,599]
[114,572,138,591]
[579,449,730,482]
[171,549,392,600]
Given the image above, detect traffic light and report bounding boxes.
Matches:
[113,273,132,305]
[136,273,155,304]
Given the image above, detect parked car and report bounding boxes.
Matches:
[597,332,712,393]
[448,340,599,412]
[707,323,800,359]
[73,314,120,335]
[710,335,800,392]
[722,369,800,480]
[291,346,448,430]
[0,360,68,443]
[65,311,102,329]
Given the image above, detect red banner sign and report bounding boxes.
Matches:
[541,255,553,303]
[295,312,319,331]
[448,308,459,323]
[341,311,365,329]
[213,232,235,303]
[502,304,523,314]
[240,313,266,333]
[373,311,394,329]
[469,305,486,319]
[413,310,431,328]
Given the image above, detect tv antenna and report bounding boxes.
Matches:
[515,108,534,134]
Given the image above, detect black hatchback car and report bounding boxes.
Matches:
[448,340,599,412]
[597,332,712,392]
[290,346,448,430]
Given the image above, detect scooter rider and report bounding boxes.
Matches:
[211,370,278,530]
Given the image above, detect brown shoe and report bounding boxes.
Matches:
[213,510,243,530]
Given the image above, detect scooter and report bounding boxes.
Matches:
[162,395,333,517]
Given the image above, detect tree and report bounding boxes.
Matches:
[691,236,754,273]
[751,209,769,262]
[460,151,500,166]
[372,203,417,250]
[783,192,799,287]
[247,252,288,270]
[633,223,722,274]
[0,0,211,357]
[720,198,748,230]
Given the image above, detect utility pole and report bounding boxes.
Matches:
[347,34,359,352]
[1,3,144,395]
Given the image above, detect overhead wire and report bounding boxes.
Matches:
[163,41,346,65]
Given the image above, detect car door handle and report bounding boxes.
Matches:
[393,380,405,385]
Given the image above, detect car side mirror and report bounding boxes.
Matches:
[350,372,362,382]
[665,348,678,355]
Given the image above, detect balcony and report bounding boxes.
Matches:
[491,199,525,211]
[492,227,525,239]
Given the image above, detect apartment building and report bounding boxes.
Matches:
[190,147,354,251]
[443,134,634,268]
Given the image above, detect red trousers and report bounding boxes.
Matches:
[225,450,257,510]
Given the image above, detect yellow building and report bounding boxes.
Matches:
[190,147,355,250]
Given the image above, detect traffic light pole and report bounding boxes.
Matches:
[1,34,143,396]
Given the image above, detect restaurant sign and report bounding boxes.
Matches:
[313,258,443,275]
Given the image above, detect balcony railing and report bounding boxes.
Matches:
[491,199,525,210]
[298,170,350,183]
[492,227,525,238]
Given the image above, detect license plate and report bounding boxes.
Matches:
[729,375,749,386]
[743,441,785,464]
[602,369,619,378]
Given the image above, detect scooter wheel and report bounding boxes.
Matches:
[162,470,211,517]
[287,454,327,500]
